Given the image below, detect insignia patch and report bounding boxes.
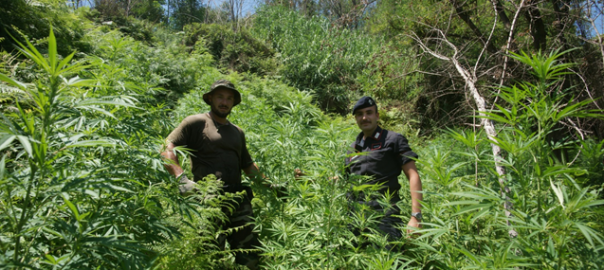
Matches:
[371,143,382,150]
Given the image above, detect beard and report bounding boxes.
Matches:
[211,105,231,118]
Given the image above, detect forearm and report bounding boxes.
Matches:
[161,143,184,177]
[402,161,422,213]
[243,163,271,187]
[409,174,422,213]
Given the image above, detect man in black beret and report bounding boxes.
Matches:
[345,96,423,248]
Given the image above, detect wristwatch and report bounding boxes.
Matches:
[411,212,422,221]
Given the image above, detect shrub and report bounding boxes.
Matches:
[184,23,277,76]
[251,5,381,114]
[0,27,199,270]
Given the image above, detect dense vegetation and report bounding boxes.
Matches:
[1,0,603,269]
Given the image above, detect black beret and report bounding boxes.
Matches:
[352,96,378,115]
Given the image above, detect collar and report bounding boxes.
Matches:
[355,126,384,146]
[207,112,231,128]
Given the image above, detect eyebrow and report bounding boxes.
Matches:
[356,108,374,114]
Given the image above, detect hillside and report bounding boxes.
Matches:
[1,1,604,269]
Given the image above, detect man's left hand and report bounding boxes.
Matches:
[407,217,421,234]
[270,182,288,200]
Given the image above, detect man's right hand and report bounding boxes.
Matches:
[178,174,196,196]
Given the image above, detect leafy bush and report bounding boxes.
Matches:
[251,5,382,114]
[405,51,604,268]
[0,0,92,55]
[184,23,277,76]
[81,25,214,107]
[0,28,202,269]
[85,10,156,43]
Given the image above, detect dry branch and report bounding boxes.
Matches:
[410,30,518,238]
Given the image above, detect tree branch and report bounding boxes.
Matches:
[495,0,526,107]
[411,30,518,238]
[491,0,512,29]
[450,0,499,54]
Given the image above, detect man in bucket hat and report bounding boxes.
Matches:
[345,96,423,249]
[161,79,263,269]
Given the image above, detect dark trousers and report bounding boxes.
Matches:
[348,192,404,250]
[217,186,260,266]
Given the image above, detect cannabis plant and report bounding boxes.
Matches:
[0,28,195,270]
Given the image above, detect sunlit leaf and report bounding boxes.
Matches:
[550,180,565,209]
[16,135,33,158]
[0,134,16,151]
[64,140,115,149]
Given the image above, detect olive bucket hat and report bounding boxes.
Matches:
[203,79,242,106]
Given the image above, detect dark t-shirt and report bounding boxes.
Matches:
[167,113,254,187]
[345,126,418,193]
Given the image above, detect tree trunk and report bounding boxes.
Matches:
[524,3,547,51]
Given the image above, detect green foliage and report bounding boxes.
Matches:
[92,0,166,24]
[356,41,424,105]
[363,0,604,135]
[154,174,248,269]
[0,0,92,55]
[184,23,277,76]
[130,0,166,22]
[169,0,207,30]
[0,27,197,269]
[81,25,214,107]
[86,10,156,43]
[408,50,604,268]
[2,3,603,269]
[252,5,382,113]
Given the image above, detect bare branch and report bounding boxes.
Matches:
[569,68,602,110]
[411,29,518,238]
[450,0,499,54]
[474,1,500,76]
[494,0,526,109]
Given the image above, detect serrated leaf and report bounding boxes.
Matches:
[0,154,5,180]
[44,254,57,264]
[63,196,80,220]
[0,73,28,91]
[550,180,565,209]
[0,134,16,151]
[48,26,57,75]
[16,135,32,158]
[64,140,115,149]
[574,222,604,247]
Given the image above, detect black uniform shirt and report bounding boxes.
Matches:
[345,126,418,193]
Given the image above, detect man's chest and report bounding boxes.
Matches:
[198,125,242,153]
